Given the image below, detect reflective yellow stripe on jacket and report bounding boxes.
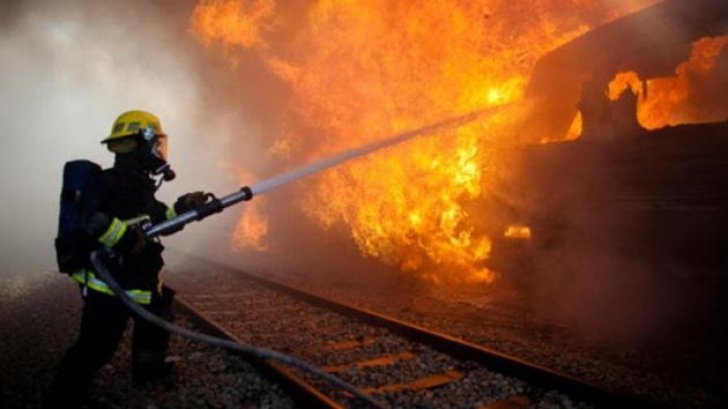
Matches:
[97,218,127,247]
[124,214,151,227]
[71,270,152,305]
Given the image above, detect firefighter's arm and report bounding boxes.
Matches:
[83,212,146,254]
[79,178,146,254]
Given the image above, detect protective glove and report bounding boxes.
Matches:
[174,191,208,214]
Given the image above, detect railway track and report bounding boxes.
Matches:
[167,256,660,409]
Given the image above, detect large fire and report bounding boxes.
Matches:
[608,35,728,130]
[192,0,660,283]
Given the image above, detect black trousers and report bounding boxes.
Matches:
[46,285,175,408]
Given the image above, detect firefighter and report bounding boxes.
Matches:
[47,111,207,407]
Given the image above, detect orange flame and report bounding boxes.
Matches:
[220,161,270,251]
[608,35,728,130]
[194,0,658,283]
[233,200,269,251]
[191,0,275,49]
[504,225,532,240]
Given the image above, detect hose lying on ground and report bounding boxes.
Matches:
[91,249,385,409]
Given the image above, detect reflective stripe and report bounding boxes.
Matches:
[165,206,177,220]
[98,218,127,248]
[123,214,151,226]
[71,270,151,304]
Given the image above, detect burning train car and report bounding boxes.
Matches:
[487,0,728,280]
[190,0,728,289]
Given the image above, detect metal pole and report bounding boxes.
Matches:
[144,187,253,238]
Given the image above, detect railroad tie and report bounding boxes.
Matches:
[478,395,532,409]
[325,337,379,351]
[362,369,464,394]
[322,351,416,373]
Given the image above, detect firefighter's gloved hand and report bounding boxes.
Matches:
[174,191,208,214]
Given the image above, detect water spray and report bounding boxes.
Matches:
[93,107,499,408]
[144,107,494,238]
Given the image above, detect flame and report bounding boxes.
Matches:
[608,35,728,130]
[191,0,275,50]
[220,161,270,251]
[544,111,582,143]
[233,200,269,251]
[193,0,658,283]
[504,225,532,240]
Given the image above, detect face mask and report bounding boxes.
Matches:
[140,127,175,181]
[141,127,168,162]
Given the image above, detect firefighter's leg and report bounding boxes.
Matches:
[131,285,176,386]
[46,289,128,408]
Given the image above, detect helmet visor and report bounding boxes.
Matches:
[152,134,168,162]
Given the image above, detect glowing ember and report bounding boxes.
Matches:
[608,35,728,130]
[193,0,659,283]
[504,225,532,240]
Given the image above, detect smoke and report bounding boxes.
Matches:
[0,0,267,280]
[498,116,724,343]
[525,209,688,343]
[0,0,390,287]
[2,0,717,347]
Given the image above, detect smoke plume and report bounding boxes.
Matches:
[0,0,266,280]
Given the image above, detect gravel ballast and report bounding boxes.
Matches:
[170,261,597,409]
[0,273,298,409]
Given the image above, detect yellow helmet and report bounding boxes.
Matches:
[103,110,164,143]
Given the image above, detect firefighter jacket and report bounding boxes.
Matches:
[72,157,176,304]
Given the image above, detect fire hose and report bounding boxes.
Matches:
[90,108,497,408]
[90,249,384,408]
